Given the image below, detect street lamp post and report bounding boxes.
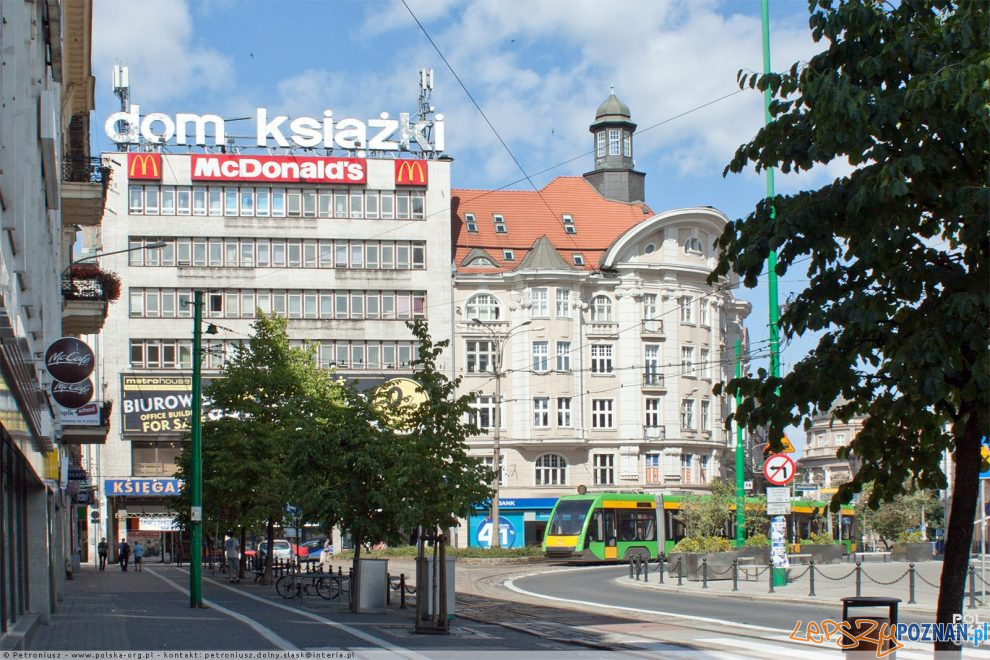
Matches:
[190,291,204,607]
[62,241,167,276]
[472,318,532,550]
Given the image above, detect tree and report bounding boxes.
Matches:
[710,1,988,648]
[677,479,734,539]
[180,312,337,584]
[858,484,943,549]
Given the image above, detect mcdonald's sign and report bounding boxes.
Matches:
[127,153,162,180]
[394,159,428,186]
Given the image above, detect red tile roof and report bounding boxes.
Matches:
[452,177,652,273]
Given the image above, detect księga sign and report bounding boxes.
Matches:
[121,375,217,435]
[105,106,444,152]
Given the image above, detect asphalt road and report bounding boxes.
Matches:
[510,565,932,632]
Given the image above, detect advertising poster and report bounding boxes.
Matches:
[120,375,214,435]
[770,515,789,568]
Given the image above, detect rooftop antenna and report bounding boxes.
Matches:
[415,67,436,153]
[112,65,130,152]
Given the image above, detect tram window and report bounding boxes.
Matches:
[585,509,603,543]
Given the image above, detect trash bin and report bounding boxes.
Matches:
[840,596,900,654]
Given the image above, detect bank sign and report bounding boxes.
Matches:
[105,478,182,497]
[106,106,444,152]
[121,375,216,435]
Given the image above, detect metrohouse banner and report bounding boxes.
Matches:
[120,375,215,435]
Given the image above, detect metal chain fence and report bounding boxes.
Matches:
[862,568,910,586]
[816,566,859,581]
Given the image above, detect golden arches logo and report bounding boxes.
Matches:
[395,159,427,186]
[128,153,161,179]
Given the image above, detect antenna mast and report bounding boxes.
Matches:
[112,66,130,152]
[416,68,435,149]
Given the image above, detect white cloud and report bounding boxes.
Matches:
[93,0,233,105]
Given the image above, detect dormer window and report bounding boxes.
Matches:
[493,214,507,233]
[503,249,515,261]
[573,254,585,266]
[685,237,704,255]
[562,214,576,234]
[465,213,478,233]
[471,257,495,267]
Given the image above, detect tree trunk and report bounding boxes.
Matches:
[350,534,362,613]
[238,527,247,580]
[262,518,275,586]
[935,413,982,653]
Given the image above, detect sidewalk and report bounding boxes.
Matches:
[617,558,990,615]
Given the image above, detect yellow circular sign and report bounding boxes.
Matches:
[374,378,427,427]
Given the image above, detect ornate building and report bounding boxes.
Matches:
[452,93,751,548]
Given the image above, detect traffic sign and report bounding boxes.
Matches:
[763,434,796,455]
[763,454,796,486]
[767,502,791,515]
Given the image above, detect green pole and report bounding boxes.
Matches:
[190,291,204,607]
[735,340,745,548]
[761,0,781,383]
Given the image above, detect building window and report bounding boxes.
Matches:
[644,344,661,385]
[645,453,661,485]
[557,398,572,427]
[534,398,550,428]
[591,399,614,429]
[593,454,615,486]
[556,288,571,317]
[469,395,497,430]
[466,293,500,321]
[591,295,612,321]
[700,348,711,380]
[493,214,507,233]
[680,296,694,323]
[685,236,704,255]
[681,399,695,430]
[481,455,506,486]
[532,341,549,373]
[503,249,514,261]
[596,131,606,158]
[700,302,710,327]
[700,455,710,484]
[701,398,711,432]
[681,346,695,376]
[623,131,631,157]
[535,454,567,486]
[573,254,585,266]
[465,213,478,232]
[643,293,659,330]
[556,341,571,372]
[608,128,620,156]
[466,340,495,374]
[591,344,613,374]
[562,214,576,234]
[645,397,662,428]
[681,454,694,484]
[531,288,548,317]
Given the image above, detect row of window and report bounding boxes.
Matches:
[466,395,715,432]
[129,289,428,321]
[128,185,426,220]
[128,338,418,371]
[465,291,715,326]
[500,452,711,487]
[127,236,427,271]
[596,128,633,159]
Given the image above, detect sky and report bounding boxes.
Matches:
[91,0,843,455]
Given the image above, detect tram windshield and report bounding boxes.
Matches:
[548,499,593,536]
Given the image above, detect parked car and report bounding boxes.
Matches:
[301,539,328,562]
[257,539,293,562]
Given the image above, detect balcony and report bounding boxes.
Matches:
[643,425,666,441]
[586,321,619,338]
[642,368,665,390]
[642,319,664,337]
[61,157,111,227]
[60,401,112,445]
[61,264,121,334]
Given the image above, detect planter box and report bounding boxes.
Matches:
[666,551,737,581]
[735,546,770,566]
[799,544,844,565]
[892,542,933,562]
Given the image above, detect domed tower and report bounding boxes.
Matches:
[583,89,646,204]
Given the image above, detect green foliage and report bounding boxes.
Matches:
[672,536,733,553]
[805,532,837,545]
[744,496,770,536]
[744,533,770,548]
[857,483,940,548]
[899,530,927,544]
[676,479,734,539]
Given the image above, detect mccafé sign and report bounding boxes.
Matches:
[106,106,444,152]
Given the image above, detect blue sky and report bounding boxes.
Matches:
[92,0,847,454]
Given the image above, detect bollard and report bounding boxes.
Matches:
[658,555,665,584]
[769,562,775,593]
[809,559,816,597]
[630,557,635,580]
[644,556,649,583]
[677,557,684,586]
[702,558,708,589]
[856,561,862,597]
[399,574,406,609]
[909,563,916,604]
[970,564,978,608]
[732,559,738,592]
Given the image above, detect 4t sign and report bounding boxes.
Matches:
[763,454,797,486]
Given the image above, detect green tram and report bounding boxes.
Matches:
[543,492,856,562]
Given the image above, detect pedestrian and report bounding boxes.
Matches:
[319,538,334,573]
[97,537,108,571]
[225,534,240,583]
[118,538,131,572]
[133,541,144,572]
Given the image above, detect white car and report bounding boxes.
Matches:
[258,539,293,562]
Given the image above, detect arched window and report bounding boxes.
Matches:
[470,257,496,268]
[591,295,612,321]
[466,293,501,321]
[535,453,567,485]
[685,237,704,255]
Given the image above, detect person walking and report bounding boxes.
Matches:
[133,541,144,572]
[97,538,108,571]
[319,537,334,573]
[118,538,131,572]
[225,534,240,583]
